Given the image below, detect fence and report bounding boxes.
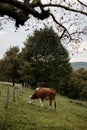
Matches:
[0,82,22,108]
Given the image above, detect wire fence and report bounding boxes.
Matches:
[0,82,22,108]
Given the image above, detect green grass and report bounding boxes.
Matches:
[0,84,87,130]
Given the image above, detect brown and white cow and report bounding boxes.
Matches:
[29,87,56,109]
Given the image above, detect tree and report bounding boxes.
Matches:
[23,27,72,93]
[0,59,9,81]
[3,46,20,86]
[17,50,31,87]
[0,0,87,43]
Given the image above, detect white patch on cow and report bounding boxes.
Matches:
[39,99,43,107]
[29,95,32,98]
[36,87,40,91]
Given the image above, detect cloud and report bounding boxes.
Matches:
[0,31,7,36]
[70,53,87,62]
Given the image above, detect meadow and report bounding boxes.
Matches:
[0,83,87,130]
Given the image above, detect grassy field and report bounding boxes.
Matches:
[0,83,87,130]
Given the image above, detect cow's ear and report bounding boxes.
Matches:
[29,95,32,99]
[36,87,40,91]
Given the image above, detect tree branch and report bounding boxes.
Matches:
[77,0,87,8]
[0,0,87,43]
[50,13,71,39]
[43,3,87,16]
[0,0,50,27]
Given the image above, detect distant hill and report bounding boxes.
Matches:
[71,62,87,70]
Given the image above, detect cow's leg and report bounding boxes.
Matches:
[49,99,52,109]
[29,99,33,104]
[29,96,33,104]
[39,99,43,107]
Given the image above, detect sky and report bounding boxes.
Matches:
[0,24,87,62]
[0,0,87,62]
[0,23,28,58]
[0,20,87,62]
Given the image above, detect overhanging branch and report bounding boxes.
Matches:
[77,0,87,8]
[0,0,87,42]
[43,3,87,16]
[50,13,71,39]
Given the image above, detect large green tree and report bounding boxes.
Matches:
[24,27,72,93]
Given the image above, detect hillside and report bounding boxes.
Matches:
[0,84,87,130]
[71,62,87,70]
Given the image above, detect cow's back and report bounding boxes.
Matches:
[36,87,56,100]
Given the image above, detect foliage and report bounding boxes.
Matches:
[0,85,87,130]
[67,68,87,100]
[24,27,72,92]
[0,59,8,81]
[17,51,31,87]
[0,46,20,86]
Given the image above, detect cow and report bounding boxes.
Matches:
[29,87,56,109]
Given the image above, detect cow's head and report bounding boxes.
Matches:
[29,95,33,104]
[29,88,39,104]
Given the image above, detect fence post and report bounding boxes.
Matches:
[5,86,10,108]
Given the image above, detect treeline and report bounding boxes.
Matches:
[0,27,87,100]
[67,68,87,100]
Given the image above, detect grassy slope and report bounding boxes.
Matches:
[0,84,87,130]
